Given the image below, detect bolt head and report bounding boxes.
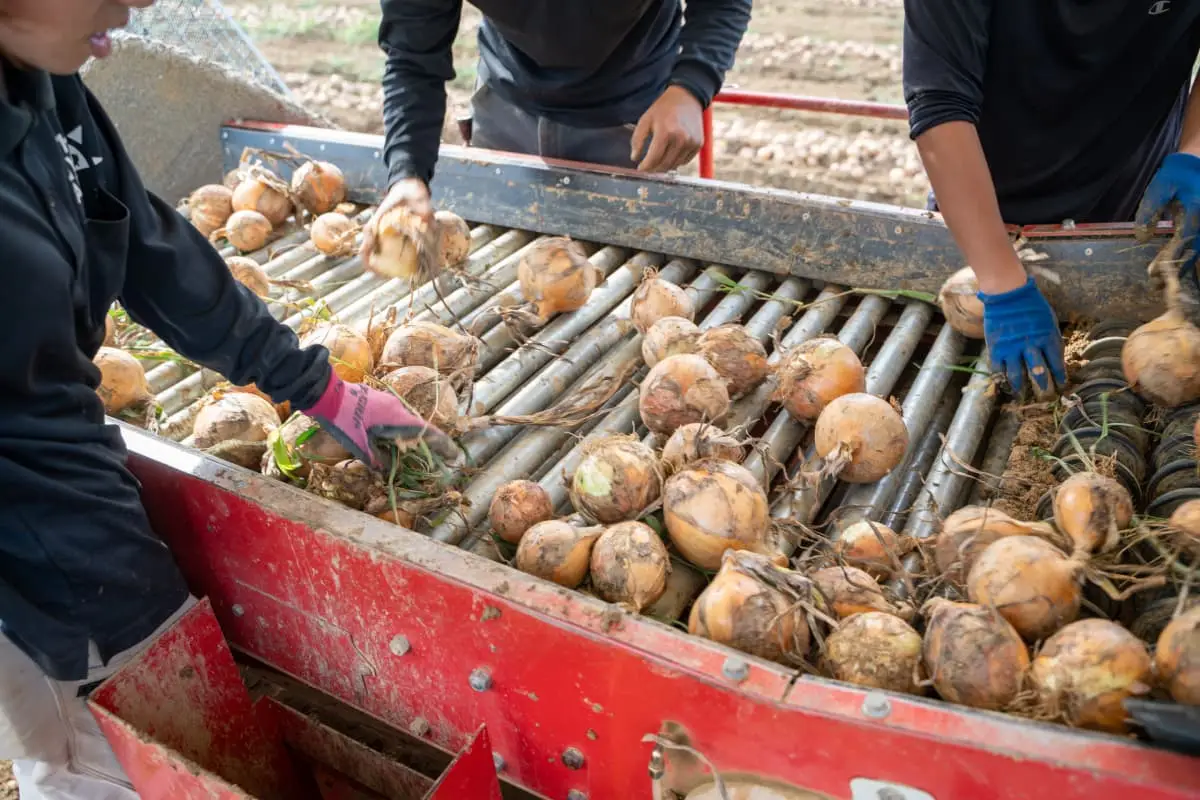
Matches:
[861,692,891,719]
[561,747,585,770]
[567,791,587,800]
[388,635,411,656]
[409,717,430,737]
[469,667,493,692]
[721,656,749,682]
[231,604,245,617]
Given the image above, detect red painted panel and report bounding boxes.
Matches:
[429,727,503,800]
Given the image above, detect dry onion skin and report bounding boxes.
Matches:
[661,423,744,474]
[773,337,865,422]
[232,174,292,227]
[639,353,731,436]
[921,598,1030,710]
[630,270,694,334]
[663,458,771,570]
[380,366,459,429]
[966,536,1083,642]
[514,519,604,588]
[311,212,358,257]
[435,210,472,269]
[187,184,233,237]
[192,392,279,450]
[1121,311,1200,407]
[810,566,902,620]
[1167,499,1200,560]
[380,321,480,383]
[570,435,662,524]
[696,325,770,397]
[227,382,290,422]
[488,480,555,545]
[216,210,272,253]
[369,205,432,280]
[589,520,671,611]
[1155,605,1200,705]
[937,267,985,339]
[264,413,350,480]
[823,611,923,694]
[832,520,909,579]
[814,393,908,484]
[308,458,382,510]
[290,160,346,216]
[225,256,270,297]
[642,316,700,368]
[1031,618,1152,733]
[1052,471,1133,558]
[934,505,1056,587]
[299,323,373,384]
[93,347,151,414]
[517,237,598,321]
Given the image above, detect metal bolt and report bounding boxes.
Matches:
[231,605,244,617]
[861,692,891,719]
[721,656,749,683]
[567,791,587,800]
[492,753,506,772]
[561,747,585,770]
[409,717,430,737]
[877,789,905,800]
[388,635,411,656]
[469,668,493,692]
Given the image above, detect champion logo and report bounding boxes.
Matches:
[1149,0,1171,15]
[53,126,104,207]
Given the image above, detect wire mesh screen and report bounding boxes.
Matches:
[125,0,291,97]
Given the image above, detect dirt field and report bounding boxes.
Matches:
[1,761,14,800]
[223,0,928,207]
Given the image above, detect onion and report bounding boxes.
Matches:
[1155,605,1200,705]
[934,506,1056,587]
[685,779,825,800]
[93,347,151,414]
[311,212,358,257]
[1052,471,1133,557]
[639,354,731,436]
[435,210,471,268]
[232,174,292,227]
[103,313,116,347]
[374,505,416,528]
[187,184,233,236]
[1168,499,1200,559]
[688,550,814,663]
[222,168,244,190]
[263,413,349,480]
[290,160,346,216]
[810,566,902,620]
[832,520,910,579]
[589,521,671,611]
[380,366,459,429]
[663,459,771,570]
[1031,618,1152,732]
[937,267,985,339]
[696,325,770,397]
[368,205,431,280]
[488,480,555,544]
[192,392,279,450]
[660,423,743,474]
[224,383,290,422]
[630,270,694,333]
[823,611,922,694]
[299,323,373,384]
[641,316,700,368]
[517,237,598,321]
[966,536,1083,642]
[921,598,1030,710]
[380,321,480,384]
[308,459,381,510]
[226,256,270,297]
[1121,311,1200,407]
[514,519,604,588]
[570,435,662,523]
[1195,414,1200,451]
[814,393,908,483]
[216,210,272,252]
[773,337,865,422]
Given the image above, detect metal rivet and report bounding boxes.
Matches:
[894,225,903,234]
[231,605,244,617]
[562,177,571,185]
[1085,247,1094,256]
[492,753,506,772]
[561,747,585,770]
[389,635,411,656]
[567,791,588,800]
[802,212,811,221]
[221,131,228,140]
[469,668,492,692]
[409,717,430,736]
[861,692,891,719]
[319,143,326,151]
[373,151,381,159]
[721,656,749,682]
[268,138,276,145]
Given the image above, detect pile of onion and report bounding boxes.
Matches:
[93,347,151,415]
[630,269,694,334]
[589,521,671,612]
[823,611,923,694]
[663,458,770,570]
[1030,618,1152,732]
[937,267,985,339]
[1168,499,1200,559]
[214,210,273,253]
[921,598,1029,710]
[290,160,346,216]
[517,237,599,322]
[1155,605,1200,705]
[187,184,233,237]
[696,325,770,397]
[966,535,1083,641]
[232,171,292,227]
[192,392,279,450]
[226,256,271,297]
[310,212,358,257]
[934,505,1056,587]
[435,211,472,269]
[773,337,865,422]
[814,393,908,484]
[810,565,905,620]
[660,423,743,474]
[380,321,480,386]
[263,413,350,480]
[488,480,555,544]
[1121,311,1200,407]
[299,323,373,383]
[639,354,731,436]
[570,435,662,524]
[380,366,460,429]
[641,316,701,368]
[832,520,911,579]
[515,518,604,588]
[1052,471,1133,558]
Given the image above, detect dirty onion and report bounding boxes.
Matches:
[773,336,865,422]
[93,346,151,415]
[810,565,905,620]
[823,611,922,694]
[570,435,662,524]
[642,316,701,368]
[192,393,279,450]
[380,321,480,386]
[832,520,910,579]
[1121,311,1200,407]
[660,423,744,474]
[290,160,346,216]
[187,184,233,237]
[630,268,694,333]
[300,323,373,384]
[214,209,272,253]
[380,366,459,429]
[589,520,671,611]
[488,480,555,544]
[921,598,1029,710]
[696,324,771,397]
[966,536,1083,642]
[1052,471,1133,558]
[310,212,358,257]
[937,267,985,339]
[226,256,271,297]
[639,353,731,436]
[515,519,604,588]
[934,505,1056,587]
[1155,605,1200,705]
[517,237,599,322]
[663,458,771,570]
[813,393,908,484]
[435,211,472,268]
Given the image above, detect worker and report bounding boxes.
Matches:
[359,0,752,265]
[902,1,1200,395]
[0,2,459,797]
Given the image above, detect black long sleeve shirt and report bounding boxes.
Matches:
[379,0,752,186]
[903,0,1200,225]
[0,61,332,680]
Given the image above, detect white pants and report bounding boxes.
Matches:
[0,597,197,799]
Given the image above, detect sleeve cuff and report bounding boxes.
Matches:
[906,89,981,140]
[670,60,721,109]
[384,151,432,190]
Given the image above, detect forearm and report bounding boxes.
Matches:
[1178,71,1200,155]
[671,0,752,107]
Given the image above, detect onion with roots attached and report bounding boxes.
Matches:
[290,160,346,216]
[308,459,382,510]
[515,519,604,588]
[1052,471,1133,557]
[435,210,471,268]
[264,413,350,480]
[192,392,279,450]
[1031,618,1153,733]
[810,566,905,620]
[937,267,985,339]
[517,237,598,321]
[664,459,772,570]
[934,506,1057,587]
[380,366,459,429]
[216,209,272,253]
[1121,311,1200,407]
[814,393,908,484]
[488,480,555,545]
[832,520,911,579]
[689,550,815,663]
[697,325,770,397]
[921,598,1030,710]
[967,536,1083,642]
[368,205,432,280]
[93,347,151,414]
[642,316,700,368]
[631,270,694,334]
[226,256,270,297]
[187,184,233,237]
[1156,605,1200,705]
[773,337,865,422]
[311,212,358,257]
[380,321,481,387]
[639,354,731,436]
[823,611,923,694]
[1168,499,1200,559]
[661,423,744,474]
[589,520,671,611]
[232,174,292,227]
[570,435,662,524]
[300,323,373,384]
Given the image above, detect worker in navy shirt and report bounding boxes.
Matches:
[903,0,1200,395]
[0,0,457,796]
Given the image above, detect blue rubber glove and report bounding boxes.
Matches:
[978,278,1067,396]
[1135,152,1200,309]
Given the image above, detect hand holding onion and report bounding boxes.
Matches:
[360,177,435,279]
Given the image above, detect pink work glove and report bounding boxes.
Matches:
[306,373,461,469]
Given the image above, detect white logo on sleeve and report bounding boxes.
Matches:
[53,126,104,206]
[1149,1,1171,15]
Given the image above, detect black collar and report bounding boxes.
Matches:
[0,59,55,159]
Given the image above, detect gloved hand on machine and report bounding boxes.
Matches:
[1134,152,1200,326]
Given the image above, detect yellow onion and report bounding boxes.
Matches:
[589,520,671,611]
[435,210,472,268]
[1167,498,1200,560]
[514,519,604,588]
[1052,471,1133,557]
[226,382,290,423]
[810,566,904,620]
[187,184,233,237]
[934,506,1056,587]
[307,459,382,510]
[773,337,865,422]
[380,366,459,429]
[937,267,985,339]
[639,354,731,436]
[380,321,480,384]
[1031,618,1153,733]
[222,168,244,190]
[1155,605,1200,705]
[226,256,270,297]
[215,210,272,253]
[697,325,770,397]
[663,459,770,570]
[967,536,1083,642]
[488,480,555,545]
[570,435,662,523]
[311,212,358,257]
[290,160,346,216]
[517,237,598,321]
[660,423,744,474]
[93,347,151,414]
[921,598,1030,710]
[631,270,695,334]
[192,392,279,450]
[374,504,416,528]
[232,174,292,227]
[832,520,910,579]
[263,413,349,480]
[823,611,923,694]
[642,316,701,368]
[1121,311,1200,407]
[299,323,373,384]
[814,393,908,484]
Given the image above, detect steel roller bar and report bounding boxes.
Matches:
[879,391,960,532]
[966,407,1023,507]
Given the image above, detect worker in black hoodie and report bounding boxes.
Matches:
[360,0,752,267]
[0,1,458,797]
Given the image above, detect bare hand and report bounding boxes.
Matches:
[360,177,434,271]
[630,86,704,173]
